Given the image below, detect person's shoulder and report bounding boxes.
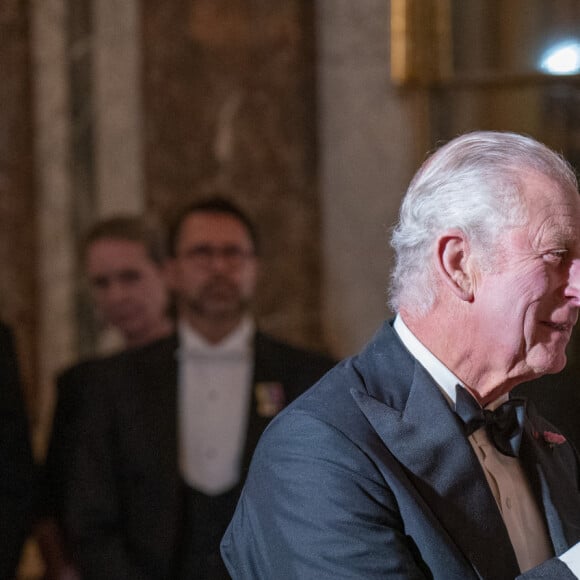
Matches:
[78,333,178,372]
[59,353,111,374]
[57,334,175,385]
[255,331,337,367]
[254,354,370,469]
[118,333,178,363]
[55,355,117,405]
[57,350,124,384]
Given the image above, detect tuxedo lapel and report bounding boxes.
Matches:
[351,324,520,579]
[519,415,580,555]
[150,336,185,539]
[238,331,335,476]
[241,333,282,473]
[163,337,180,473]
[111,335,184,558]
[133,335,180,482]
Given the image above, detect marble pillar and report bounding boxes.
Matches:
[30,0,76,453]
[30,0,145,452]
[93,0,144,216]
[317,0,418,357]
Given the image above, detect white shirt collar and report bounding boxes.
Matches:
[393,315,463,405]
[178,316,255,357]
[393,315,508,409]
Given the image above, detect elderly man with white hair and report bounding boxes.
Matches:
[222,131,580,579]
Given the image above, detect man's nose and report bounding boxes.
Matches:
[565,259,580,306]
[207,251,232,271]
[105,281,128,303]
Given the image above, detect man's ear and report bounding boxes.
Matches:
[436,231,474,302]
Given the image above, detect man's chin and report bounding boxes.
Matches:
[203,302,246,320]
[530,350,568,378]
[187,294,249,321]
[114,319,141,336]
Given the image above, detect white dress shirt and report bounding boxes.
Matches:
[394,315,579,576]
[177,317,254,496]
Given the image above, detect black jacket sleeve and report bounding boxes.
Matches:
[0,322,36,579]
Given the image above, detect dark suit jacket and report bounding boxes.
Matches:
[513,362,580,454]
[66,331,335,580]
[42,358,111,530]
[221,321,580,579]
[0,322,35,579]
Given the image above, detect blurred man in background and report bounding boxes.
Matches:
[67,197,335,580]
[37,215,173,580]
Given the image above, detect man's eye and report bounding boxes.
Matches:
[187,246,212,259]
[119,270,142,283]
[91,277,110,290]
[544,251,566,264]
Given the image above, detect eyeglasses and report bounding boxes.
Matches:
[180,244,256,268]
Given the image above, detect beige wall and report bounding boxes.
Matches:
[318,0,418,357]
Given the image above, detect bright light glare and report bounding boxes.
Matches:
[540,41,580,74]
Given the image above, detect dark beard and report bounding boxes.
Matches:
[186,277,250,320]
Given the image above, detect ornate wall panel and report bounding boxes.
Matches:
[141,0,326,350]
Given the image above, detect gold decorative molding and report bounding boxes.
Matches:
[390,0,452,86]
[391,0,580,88]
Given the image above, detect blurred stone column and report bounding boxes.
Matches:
[30,0,75,455]
[93,0,144,215]
[30,0,145,454]
[317,0,417,357]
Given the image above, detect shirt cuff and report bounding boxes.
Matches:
[560,542,580,577]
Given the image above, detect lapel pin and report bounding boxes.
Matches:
[255,382,286,418]
[532,429,566,449]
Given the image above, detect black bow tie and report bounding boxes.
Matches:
[454,385,526,457]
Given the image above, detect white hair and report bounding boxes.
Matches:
[389,131,578,315]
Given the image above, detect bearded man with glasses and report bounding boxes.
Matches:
[67,197,335,580]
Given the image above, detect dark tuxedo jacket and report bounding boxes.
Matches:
[42,357,111,527]
[222,321,580,579]
[0,322,35,580]
[66,331,335,580]
[514,362,580,454]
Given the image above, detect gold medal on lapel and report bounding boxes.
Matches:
[255,382,286,418]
